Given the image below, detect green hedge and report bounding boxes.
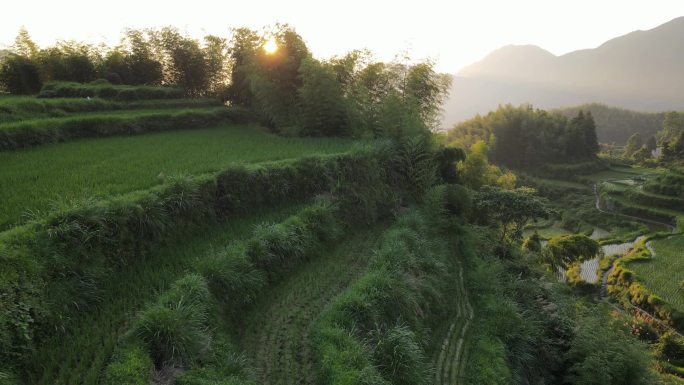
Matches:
[101,345,154,385]
[38,81,184,100]
[0,97,222,124]
[0,107,250,151]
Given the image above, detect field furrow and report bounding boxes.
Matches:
[434,263,473,385]
[239,226,386,385]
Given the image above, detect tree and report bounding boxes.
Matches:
[297,58,347,136]
[35,42,99,83]
[447,105,598,168]
[645,136,657,152]
[0,55,42,94]
[12,27,38,58]
[623,132,643,158]
[226,27,261,107]
[661,111,684,145]
[458,141,497,190]
[522,231,542,252]
[458,140,515,190]
[120,29,163,85]
[157,28,209,96]
[542,234,599,270]
[579,111,599,158]
[474,186,550,252]
[402,62,451,129]
[203,35,229,96]
[631,145,651,164]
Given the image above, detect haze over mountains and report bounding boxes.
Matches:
[442,16,684,129]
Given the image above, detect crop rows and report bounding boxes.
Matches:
[434,262,473,385]
[239,226,386,384]
[0,125,352,229]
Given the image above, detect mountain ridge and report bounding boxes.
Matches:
[443,16,684,129]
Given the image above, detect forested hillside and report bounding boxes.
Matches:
[554,103,665,144]
[446,104,599,168]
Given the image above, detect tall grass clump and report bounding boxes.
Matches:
[132,274,211,367]
[102,345,154,385]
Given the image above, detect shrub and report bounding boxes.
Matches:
[102,345,154,385]
[0,56,42,95]
[89,79,110,86]
[655,331,684,366]
[131,274,211,367]
[371,324,431,385]
[38,81,184,100]
[200,246,265,308]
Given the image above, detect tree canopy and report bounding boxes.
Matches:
[542,234,599,270]
[447,104,599,168]
[473,186,550,250]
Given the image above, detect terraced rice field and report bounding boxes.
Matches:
[238,226,387,385]
[628,235,684,312]
[27,203,305,385]
[0,125,353,229]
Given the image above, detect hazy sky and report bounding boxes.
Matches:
[2,0,683,73]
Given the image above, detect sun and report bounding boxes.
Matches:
[263,38,278,54]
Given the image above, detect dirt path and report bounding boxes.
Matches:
[238,226,385,385]
[434,262,474,385]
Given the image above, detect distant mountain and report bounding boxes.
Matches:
[553,103,665,144]
[442,17,684,134]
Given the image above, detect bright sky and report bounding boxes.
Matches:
[2,0,683,73]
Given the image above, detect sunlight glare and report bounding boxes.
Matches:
[264,38,278,54]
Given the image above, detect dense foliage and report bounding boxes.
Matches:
[0,27,228,96]
[224,26,450,137]
[1,26,450,140]
[447,104,599,168]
